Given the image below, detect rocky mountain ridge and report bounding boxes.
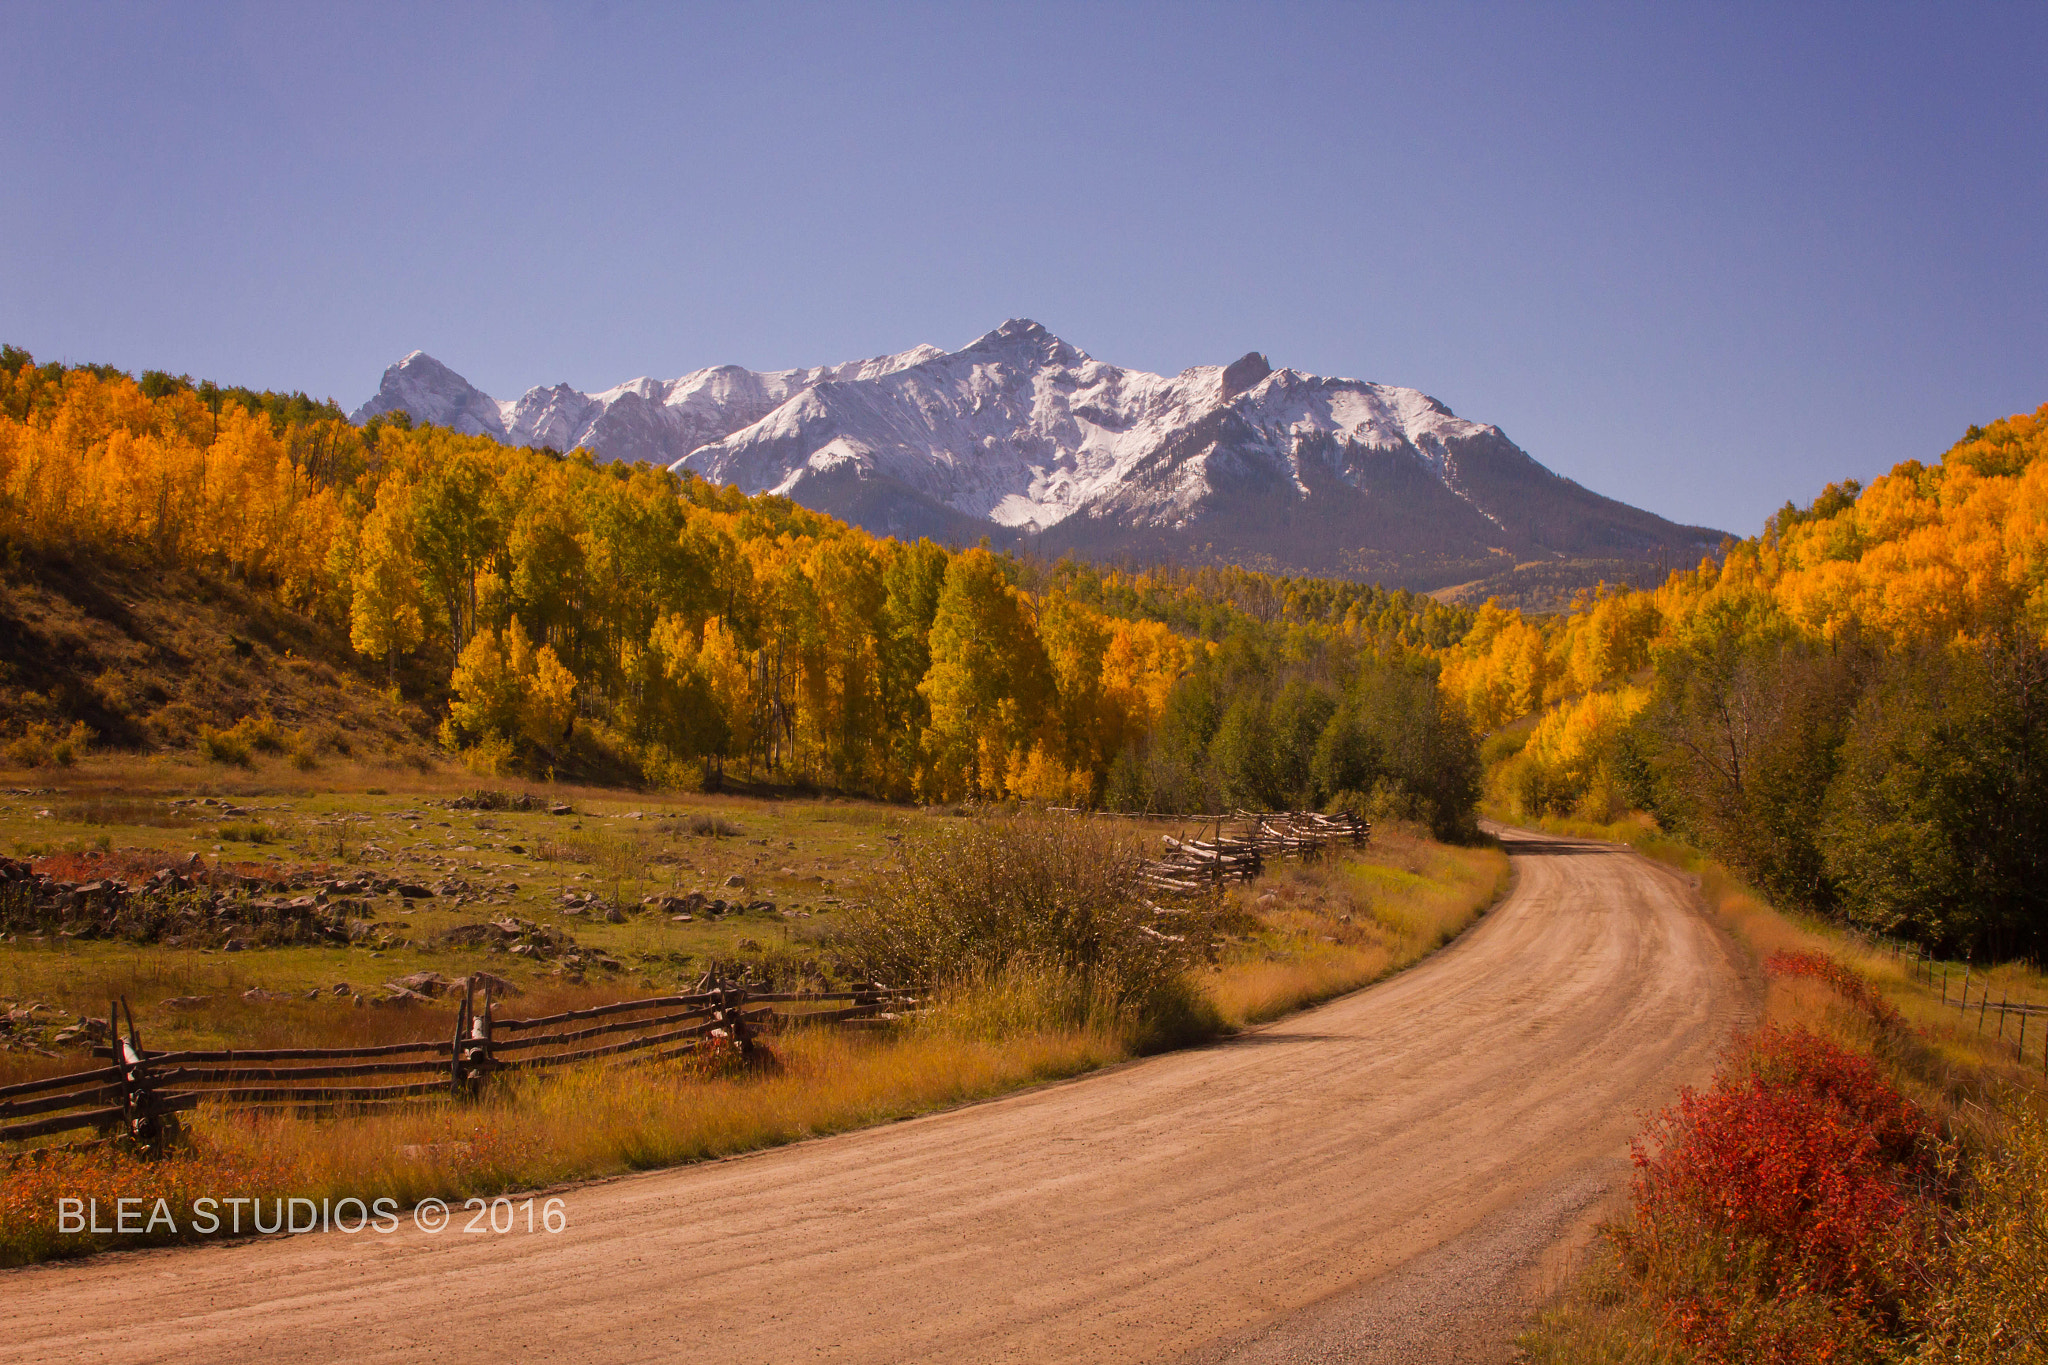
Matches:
[353,322,1723,600]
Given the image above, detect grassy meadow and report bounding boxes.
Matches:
[0,751,1505,1266]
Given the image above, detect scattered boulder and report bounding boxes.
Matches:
[389,971,456,998]
[464,971,522,997]
[160,996,211,1010]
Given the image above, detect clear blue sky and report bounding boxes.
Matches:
[4,2,2044,535]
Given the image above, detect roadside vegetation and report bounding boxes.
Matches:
[1439,401,2048,1362]
[1513,815,2047,1365]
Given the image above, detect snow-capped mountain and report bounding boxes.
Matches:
[351,344,943,466]
[354,322,1722,598]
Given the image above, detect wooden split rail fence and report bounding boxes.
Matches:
[0,980,919,1149]
[1136,811,1369,897]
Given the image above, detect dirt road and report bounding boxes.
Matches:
[0,826,1749,1364]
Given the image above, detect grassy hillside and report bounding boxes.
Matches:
[0,551,438,769]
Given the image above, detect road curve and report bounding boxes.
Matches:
[0,826,1750,1365]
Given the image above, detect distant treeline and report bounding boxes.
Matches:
[0,347,1481,837]
[1457,404,2048,961]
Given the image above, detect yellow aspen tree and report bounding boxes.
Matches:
[350,479,426,685]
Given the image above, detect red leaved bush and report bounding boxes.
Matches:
[1615,1025,1941,1364]
[1766,950,1906,1032]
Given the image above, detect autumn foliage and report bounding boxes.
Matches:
[1766,950,1906,1033]
[0,349,1477,814]
[0,1133,300,1266]
[1616,1025,1943,1364]
[1458,403,2048,958]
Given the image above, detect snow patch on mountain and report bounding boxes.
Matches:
[676,319,1504,534]
[350,344,944,460]
[350,321,1720,593]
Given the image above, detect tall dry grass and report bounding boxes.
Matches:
[1,1022,1125,1266]
[1204,824,1508,1027]
[1914,1097,2048,1363]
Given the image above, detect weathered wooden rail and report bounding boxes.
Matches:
[1134,810,1369,896]
[0,979,919,1148]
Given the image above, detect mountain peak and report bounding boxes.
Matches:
[965,317,1072,355]
[351,351,508,438]
[1219,351,1273,401]
[353,328,1724,598]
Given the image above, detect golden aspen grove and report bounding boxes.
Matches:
[1452,403,2048,959]
[0,348,1481,833]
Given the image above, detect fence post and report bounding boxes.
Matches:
[450,988,471,1097]
[114,996,164,1151]
[734,985,755,1057]
[477,980,495,1092]
[108,997,124,1118]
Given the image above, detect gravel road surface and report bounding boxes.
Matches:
[0,825,1748,1364]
